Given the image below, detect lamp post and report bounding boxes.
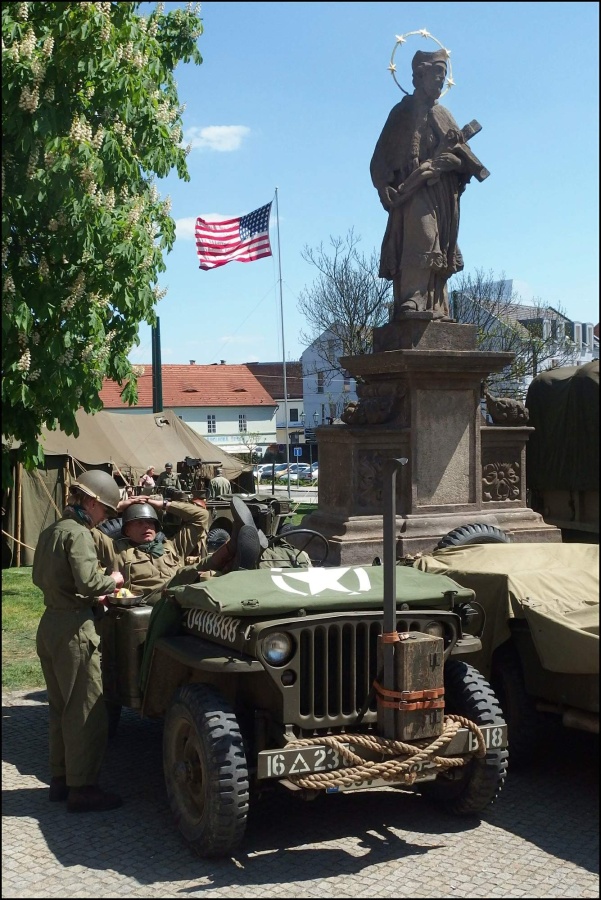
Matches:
[312,411,319,470]
[300,412,306,464]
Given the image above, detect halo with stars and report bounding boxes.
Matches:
[388,29,454,98]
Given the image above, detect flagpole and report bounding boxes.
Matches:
[274,187,291,500]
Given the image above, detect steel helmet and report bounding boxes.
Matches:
[121,503,159,529]
[71,470,120,514]
[165,462,173,468]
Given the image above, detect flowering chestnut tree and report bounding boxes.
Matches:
[2,1,203,483]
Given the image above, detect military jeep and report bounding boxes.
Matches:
[99,463,508,859]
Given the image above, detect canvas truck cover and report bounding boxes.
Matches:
[526,359,599,492]
[414,543,599,675]
[166,565,475,617]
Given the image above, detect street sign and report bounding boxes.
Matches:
[293,446,302,457]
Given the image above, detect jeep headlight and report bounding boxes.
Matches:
[423,621,445,639]
[262,632,294,666]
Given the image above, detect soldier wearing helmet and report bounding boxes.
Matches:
[156,462,181,493]
[93,494,211,595]
[32,469,125,814]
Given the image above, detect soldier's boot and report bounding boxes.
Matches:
[231,524,261,571]
[204,538,235,571]
[49,775,69,802]
[67,785,123,813]
[231,495,268,549]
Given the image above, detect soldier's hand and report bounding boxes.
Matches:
[111,571,125,590]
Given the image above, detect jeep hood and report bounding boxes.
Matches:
[167,565,474,616]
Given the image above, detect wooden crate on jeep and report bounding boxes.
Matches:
[376,632,445,741]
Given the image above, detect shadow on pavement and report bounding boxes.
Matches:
[2,693,598,888]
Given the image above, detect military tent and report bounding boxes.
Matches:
[2,408,252,567]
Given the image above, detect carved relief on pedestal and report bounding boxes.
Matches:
[341,382,407,427]
[482,460,521,502]
[357,451,384,506]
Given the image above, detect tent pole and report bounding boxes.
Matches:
[15,462,22,568]
[62,461,69,509]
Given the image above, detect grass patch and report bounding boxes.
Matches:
[289,503,317,527]
[2,568,45,690]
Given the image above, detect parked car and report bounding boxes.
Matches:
[278,464,312,482]
[259,463,289,481]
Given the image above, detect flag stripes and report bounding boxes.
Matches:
[195,202,272,270]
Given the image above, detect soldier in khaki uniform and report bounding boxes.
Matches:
[209,466,231,499]
[93,495,211,594]
[33,470,125,813]
[156,462,181,493]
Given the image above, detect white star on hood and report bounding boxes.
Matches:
[270,567,372,596]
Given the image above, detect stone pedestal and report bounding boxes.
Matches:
[302,319,560,565]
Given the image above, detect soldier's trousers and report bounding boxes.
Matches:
[36,609,108,787]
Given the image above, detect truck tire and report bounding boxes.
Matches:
[96,517,123,540]
[436,523,510,549]
[207,527,231,551]
[421,660,508,815]
[491,642,546,766]
[163,683,249,858]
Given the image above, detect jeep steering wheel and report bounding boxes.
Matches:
[275,528,329,567]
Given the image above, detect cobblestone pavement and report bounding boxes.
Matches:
[3,689,599,899]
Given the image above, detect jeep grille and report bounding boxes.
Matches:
[297,616,441,723]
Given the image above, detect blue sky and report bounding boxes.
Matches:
[132,1,599,366]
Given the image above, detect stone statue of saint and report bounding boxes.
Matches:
[370,48,488,322]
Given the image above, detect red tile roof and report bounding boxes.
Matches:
[245,361,303,400]
[100,364,277,409]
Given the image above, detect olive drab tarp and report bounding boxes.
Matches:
[2,408,252,567]
[414,543,599,676]
[526,359,599,492]
[165,565,475,616]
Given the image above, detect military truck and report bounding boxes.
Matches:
[98,460,508,859]
[526,359,599,540]
[413,537,599,764]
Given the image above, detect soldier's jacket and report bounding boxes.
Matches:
[156,471,181,491]
[33,516,116,609]
[209,475,231,499]
[93,501,210,594]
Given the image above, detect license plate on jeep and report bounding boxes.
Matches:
[257,723,507,780]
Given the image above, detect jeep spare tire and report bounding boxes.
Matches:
[436,523,510,550]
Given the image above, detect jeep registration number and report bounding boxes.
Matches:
[257,723,507,781]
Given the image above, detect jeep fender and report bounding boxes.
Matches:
[142,634,263,719]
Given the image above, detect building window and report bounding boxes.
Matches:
[239,414,247,433]
[317,371,324,394]
[290,408,299,422]
[343,371,351,392]
[207,415,216,434]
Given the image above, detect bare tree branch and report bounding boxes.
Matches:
[450,268,577,399]
[298,230,391,378]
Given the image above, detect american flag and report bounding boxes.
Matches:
[195,202,272,270]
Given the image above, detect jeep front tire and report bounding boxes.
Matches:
[163,683,249,857]
[420,660,508,815]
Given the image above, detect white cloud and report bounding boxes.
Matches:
[175,218,197,240]
[184,125,250,152]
